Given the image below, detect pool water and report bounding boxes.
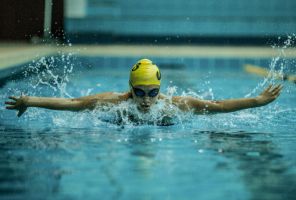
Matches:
[0,55,296,200]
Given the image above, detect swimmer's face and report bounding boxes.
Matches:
[131,85,160,112]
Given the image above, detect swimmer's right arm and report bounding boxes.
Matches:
[5,95,97,117]
[5,92,131,117]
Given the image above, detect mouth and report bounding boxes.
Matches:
[139,104,151,111]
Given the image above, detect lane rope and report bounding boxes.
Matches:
[244,64,296,84]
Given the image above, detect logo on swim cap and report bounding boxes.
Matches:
[129,59,161,86]
[156,71,161,80]
[132,63,140,71]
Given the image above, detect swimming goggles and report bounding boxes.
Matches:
[132,86,159,97]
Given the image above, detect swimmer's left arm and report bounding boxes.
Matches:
[172,84,282,114]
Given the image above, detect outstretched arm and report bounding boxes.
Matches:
[5,92,131,117]
[172,84,282,114]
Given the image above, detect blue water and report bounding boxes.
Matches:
[0,55,296,200]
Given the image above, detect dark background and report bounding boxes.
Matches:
[0,0,63,41]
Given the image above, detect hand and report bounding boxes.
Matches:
[256,84,283,106]
[5,95,29,117]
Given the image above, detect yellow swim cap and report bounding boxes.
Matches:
[129,59,161,86]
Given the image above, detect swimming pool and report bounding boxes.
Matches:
[0,55,296,200]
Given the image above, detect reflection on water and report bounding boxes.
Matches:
[0,126,72,199]
[199,131,296,200]
[1,126,296,200]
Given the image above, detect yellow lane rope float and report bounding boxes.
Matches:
[244,64,296,84]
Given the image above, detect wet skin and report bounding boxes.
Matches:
[5,84,283,117]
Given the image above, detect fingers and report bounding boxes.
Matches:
[270,84,282,94]
[17,110,24,117]
[8,96,18,101]
[17,107,27,117]
[272,84,282,90]
[265,84,273,92]
[265,84,282,93]
[5,105,16,110]
[260,84,283,100]
[5,95,27,117]
[266,84,283,99]
[5,101,15,105]
[274,92,281,99]
[6,97,18,107]
[5,97,17,109]
[272,84,283,94]
[260,84,273,95]
[5,101,16,109]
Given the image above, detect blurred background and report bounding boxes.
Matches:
[1,0,295,45]
[1,3,296,200]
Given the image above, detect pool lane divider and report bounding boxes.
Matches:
[244,64,296,84]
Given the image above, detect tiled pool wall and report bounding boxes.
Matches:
[65,0,296,38]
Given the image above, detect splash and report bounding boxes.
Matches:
[90,98,185,127]
[245,34,296,97]
[24,55,74,98]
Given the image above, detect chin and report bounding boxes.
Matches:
[138,107,150,113]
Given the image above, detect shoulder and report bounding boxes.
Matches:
[162,94,207,111]
[159,94,200,104]
[94,92,131,102]
[76,92,131,104]
[172,96,202,107]
[114,92,132,101]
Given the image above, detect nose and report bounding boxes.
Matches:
[143,96,150,104]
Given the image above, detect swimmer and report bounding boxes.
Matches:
[5,59,282,118]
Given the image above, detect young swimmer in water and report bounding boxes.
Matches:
[5,59,282,120]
